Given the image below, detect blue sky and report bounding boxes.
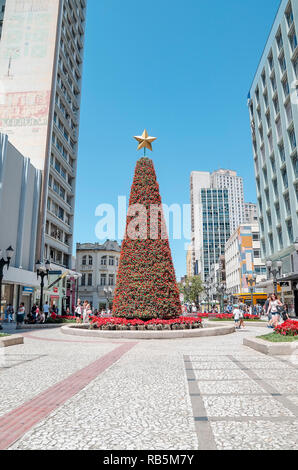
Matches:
[74,0,281,279]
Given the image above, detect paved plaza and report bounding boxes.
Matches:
[0,324,298,450]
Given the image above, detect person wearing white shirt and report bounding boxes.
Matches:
[43,302,50,321]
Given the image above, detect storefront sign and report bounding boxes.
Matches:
[23,287,34,294]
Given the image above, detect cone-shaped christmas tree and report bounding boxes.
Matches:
[113,156,182,320]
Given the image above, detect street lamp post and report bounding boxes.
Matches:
[266,260,282,296]
[35,260,50,310]
[0,246,14,330]
[246,274,256,310]
[73,274,82,307]
[216,284,226,313]
[183,281,192,310]
[204,280,211,313]
[103,287,113,311]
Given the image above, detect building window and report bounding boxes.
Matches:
[273,95,280,115]
[282,169,289,189]
[289,29,298,53]
[288,128,297,151]
[292,152,298,178]
[81,274,86,286]
[278,143,286,163]
[282,78,290,98]
[101,256,107,266]
[88,273,92,286]
[287,220,294,243]
[279,53,287,73]
[100,274,106,286]
[285,4,294,28]
[277,227,283,249]
[284,194,291,214]
[108,274,114,286]
[88,256,93,266]
[271,74,277,93]
[82,255,86,266]
[109,257,114,266]
[268,51,274,71]
[276,29,283,51]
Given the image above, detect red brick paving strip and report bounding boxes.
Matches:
[0,341,137,450]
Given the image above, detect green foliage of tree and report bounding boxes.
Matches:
[179,276,204,303]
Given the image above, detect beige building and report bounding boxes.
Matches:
[76,241,121,309]
[186,244,193,278]
[0,0,87,270]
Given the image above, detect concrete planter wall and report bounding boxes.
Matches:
[0,335,24,347]
[61,323,235,340]
[243,337,298,355]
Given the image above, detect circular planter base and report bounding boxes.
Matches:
[61,323,235,340]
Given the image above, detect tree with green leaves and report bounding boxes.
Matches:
[179,276,204,303]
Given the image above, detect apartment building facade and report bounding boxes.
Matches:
[190,169,246,281]
[0,0,87,271]
[76,241,121,309]
[225,224,267,296]
[0,133,42,314]
[248,0,298,265]
[248,0,298,314]
[210,169,245,233]
[190,170,231,282]
[244,202,258,224]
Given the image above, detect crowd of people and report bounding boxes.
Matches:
[2,293,290,329]
[182,294,289,331]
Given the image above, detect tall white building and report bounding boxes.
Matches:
[248,0,298,315]
[0,0,87,270]
[190,168,245,281]
[210,169,245,233]
[190,171,231,281]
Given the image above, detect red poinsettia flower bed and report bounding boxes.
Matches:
[243,314,261,320]
[216,314,234,319]
[48,313,76,323]
[274,320,298,336]
[90,316,202,330]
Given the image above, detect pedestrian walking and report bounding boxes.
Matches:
[82,301,91,323]
[75,299,82,323]
[16,303,26,327]
[267,294,283,328]
[233,304,241,329]
[5,304,14,323]
[43,301,50,322]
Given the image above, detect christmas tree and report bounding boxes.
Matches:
[113,149,182,320]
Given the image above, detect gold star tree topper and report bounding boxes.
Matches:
[134,129,157,153]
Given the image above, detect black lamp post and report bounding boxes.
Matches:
[204,279,211,313]
[35,260,50,310]
[183,281,192,306]
[103,287,113,311]
[0,246,14,330]
[73,273,82,308]
[266,260,282,296]
[216,284,226,313]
